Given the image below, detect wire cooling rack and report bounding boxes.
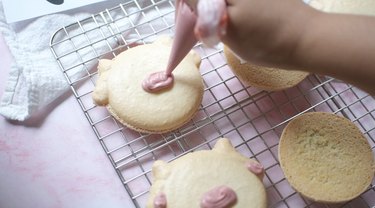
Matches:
[50,0,375,207]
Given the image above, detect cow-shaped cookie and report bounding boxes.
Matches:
[147,138,267,208]
[92,37,204,133]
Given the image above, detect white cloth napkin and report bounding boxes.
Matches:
[0,7,88,121]
[0,0,173,121]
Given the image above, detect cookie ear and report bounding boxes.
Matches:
[97,59,112,73]
[93,59,112,106]
[213,138,235,153]
[188,50,201,67]
[155,36,173,46]
[245,160,265,180]
[152,160,170,180]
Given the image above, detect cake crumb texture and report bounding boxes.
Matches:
[279,112,375,203]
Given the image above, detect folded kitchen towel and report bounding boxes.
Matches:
[0,7,87,121]
[0,0,173,121]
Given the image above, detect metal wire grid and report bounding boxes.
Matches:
[49,0,375,207]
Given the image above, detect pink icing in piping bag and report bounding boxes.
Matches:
[142,0,198,93]
[165,0,198,75]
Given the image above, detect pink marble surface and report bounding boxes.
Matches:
[1,18,375,207]
[0,35,133,207]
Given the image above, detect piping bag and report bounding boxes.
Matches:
[166,0,198,76]
[142,0,198,93]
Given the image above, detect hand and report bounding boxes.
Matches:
[220,0,316,67]
[184,0,375,95]
[184,0,315,66]
[182,0,228,47]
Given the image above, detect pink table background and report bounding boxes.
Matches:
[1,1,375,206]
[0,34,133,207]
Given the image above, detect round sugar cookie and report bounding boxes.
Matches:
[223,46,308,91]
[92,37,204,133]
[147,138,267,208]
[279,112,375,203]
